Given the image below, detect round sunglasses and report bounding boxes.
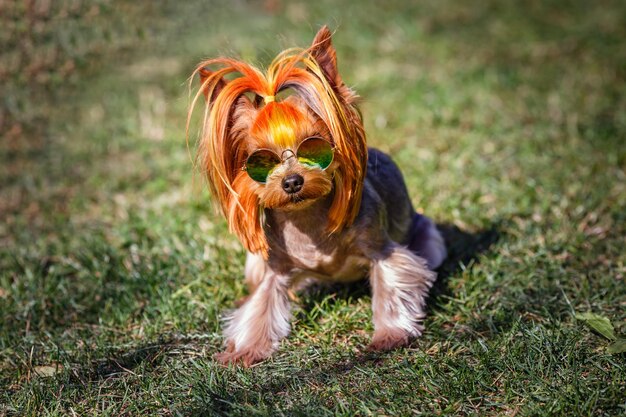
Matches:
[242,137,335,184]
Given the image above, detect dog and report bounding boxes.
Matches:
[188,26,447,366]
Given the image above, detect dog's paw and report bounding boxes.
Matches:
[214,350,266,367]
[367,326,419,352]
[214,342,273,367]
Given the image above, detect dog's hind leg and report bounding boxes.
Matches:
[405,213,447,270]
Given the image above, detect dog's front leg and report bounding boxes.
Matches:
[368,242,437,351]
[215,267,291,366]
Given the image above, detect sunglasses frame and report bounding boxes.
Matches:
[242,136,335,184]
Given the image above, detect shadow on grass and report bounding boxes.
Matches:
[69,340,174,383]
[69,334,220,385]
[431,222,501,297]
[190,354,399,416]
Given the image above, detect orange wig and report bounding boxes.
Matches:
[187,29,367,257]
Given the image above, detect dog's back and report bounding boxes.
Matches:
[364,148,446,268]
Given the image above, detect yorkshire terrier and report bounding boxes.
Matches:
[188,26,447,366]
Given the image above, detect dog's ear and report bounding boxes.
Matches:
[310,26,341,87]
[199,66,227,102]
[310,26,356,103]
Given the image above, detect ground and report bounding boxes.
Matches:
[1,1,625,416]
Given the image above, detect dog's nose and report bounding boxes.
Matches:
[282,174,304,194]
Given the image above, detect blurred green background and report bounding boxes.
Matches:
[1,1,625,415]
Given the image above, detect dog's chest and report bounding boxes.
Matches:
[275,219,368,281]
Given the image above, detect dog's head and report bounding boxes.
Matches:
[188,27,367,257]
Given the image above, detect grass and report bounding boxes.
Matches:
[1,0,625,415]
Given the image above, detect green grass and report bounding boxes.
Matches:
[1,0,625,415]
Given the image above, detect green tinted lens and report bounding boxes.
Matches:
[296,138,334,170]
[245,150,281,183]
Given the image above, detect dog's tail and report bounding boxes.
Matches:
[406,213,447,270]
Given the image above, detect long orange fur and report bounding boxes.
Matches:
[187,43,367,257]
